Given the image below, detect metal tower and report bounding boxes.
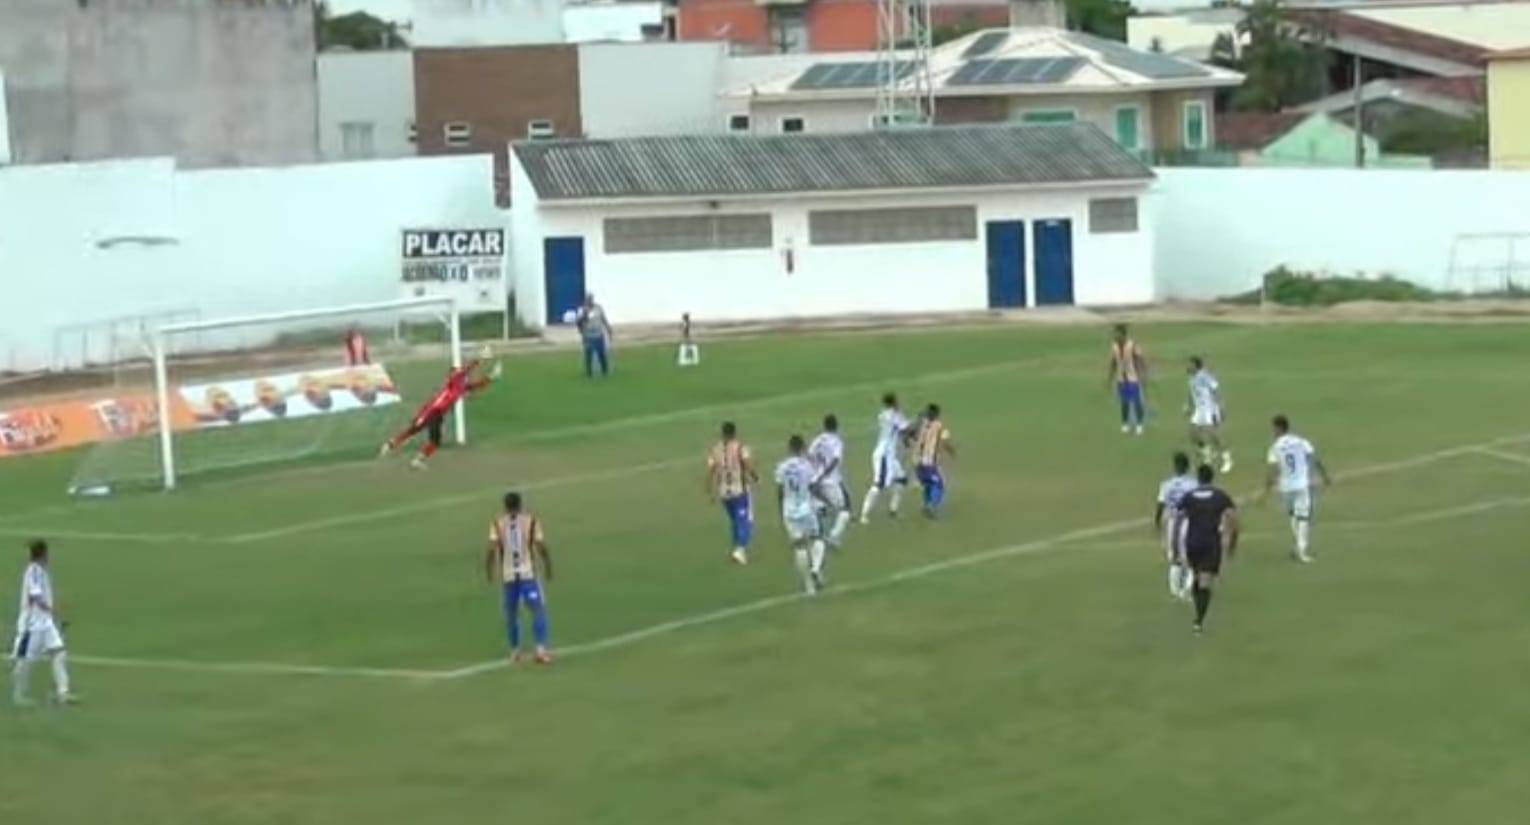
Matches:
[874,0,934,128]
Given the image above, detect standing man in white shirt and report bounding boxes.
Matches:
[1263,415,1332,563]
[575,292,613,378]
[11,540,77,707]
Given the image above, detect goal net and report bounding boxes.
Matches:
[70,296,465,492]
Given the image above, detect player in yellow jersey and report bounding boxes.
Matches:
[913,403,955,519]
[706,421,759,565]
[1105,323,1149,435]
[484,491,553,665]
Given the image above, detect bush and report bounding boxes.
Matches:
[1228,266,1443,306]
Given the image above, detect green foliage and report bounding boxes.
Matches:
[1381,110,1488,157]
[1224,0,1328,112]
[932,13,988,47]
[1067,0,1134,41]
[315,2,408,51]
[1250,266,1440,305]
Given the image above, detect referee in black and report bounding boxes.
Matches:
[1179,463,1240,634]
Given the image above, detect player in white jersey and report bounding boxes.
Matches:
[1186,356,1232,473]
[776,435,829,594]
[859,392,912,524]
[808,414,852,550]
[1262,414,1332,563]
[1153,452,1200,601]
[11,540,76,707]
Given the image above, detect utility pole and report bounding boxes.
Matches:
[1352,52,1365,169]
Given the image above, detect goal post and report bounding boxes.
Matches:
[73,295,467,493]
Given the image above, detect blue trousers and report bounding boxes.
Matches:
[583,337,609,377]
[722,494,753,552]
[1117,380,1145,425]
[916,463,945,511]
[503,580,550,649]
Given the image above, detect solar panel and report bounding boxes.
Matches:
[947,57,1085,87]
[1065,32,1211,79]
[790,61,913,91]
[962,31,1010,59]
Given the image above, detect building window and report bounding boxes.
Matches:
[1089,198,1138,234]
[444,121,472,148]
[340,121,376,159]
[768,7,806,54]
[1183,101,1208,150]
[727,114,751,133]
[527,119,556,140]
[809,206,978,246]
[1020,109,1076,124]
[780,117,806,134]
[1113,105,1141,151]
[604,214,773,254]
[406,120,417,144]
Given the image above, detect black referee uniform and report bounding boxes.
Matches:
[1178,479,1237,632]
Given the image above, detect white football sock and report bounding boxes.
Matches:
[12,658,32,704]
[793,548,812,591]
[829,511,850,547]
[1168,564,1182,596]
[1296,520,1311,559]
[809,540,826,575]
[860,489,880,521]
[888,485,903,514]
[50,652,70,697]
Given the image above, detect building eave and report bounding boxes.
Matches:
[528,177,1156,209]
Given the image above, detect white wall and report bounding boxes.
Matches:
[564,2,664,42]
[317,51,417,161]
[578,42,726,138]
[411,0,566,47]
[1152,167,1530,299]
[0,155,502,372]
[510,156,1153,328]
[746,99,881,135]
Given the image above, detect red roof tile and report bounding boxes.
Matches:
[1288,10,1489,68]
[1216,112,1308,149]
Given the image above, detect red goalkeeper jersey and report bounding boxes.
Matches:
[416,367,487,421]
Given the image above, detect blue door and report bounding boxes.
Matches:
[985,221,1026,308]
[543,236,586,324]
[1034,219,1075,306]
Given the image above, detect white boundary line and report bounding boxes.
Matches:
[71,431,1527,682]
[0,527,200,543]
[1474,447,1530,469]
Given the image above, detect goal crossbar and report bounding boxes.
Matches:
[150,295,464,490]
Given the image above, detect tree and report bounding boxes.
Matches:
[1224,0,1327,112]
[1066,0,1133,41]
[314,2,408,51]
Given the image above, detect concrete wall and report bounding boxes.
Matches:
[318,51,417,161]
[1488,57,1530,171]
[746,98,880,134]
[1151,167,1530,299]
[578,42,726,138]
[1007,91,1155,150]
[411,0,567,47]
[510,157,1154,329]
[0,0,317,168]
[0,155,501,372]
[1148,88,1215,152]
[564,2,665,42]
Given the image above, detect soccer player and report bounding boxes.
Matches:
[378,357,499,470]
[1263,414,1332,563]
[484,491,553,665]
[575,293,613,378]
[859,393,912,524]
[1179,464,1240,634]
[1106,323,1148,435]
[1154,451,1199,601]
[11,540,77,706]
[776,435,829,595]
[677,312,699,367]
[707,421,758,565]
[808,414,851,550]
[914,403,955,519]
[1187,356,1232,473]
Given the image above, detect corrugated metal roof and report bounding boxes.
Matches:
[514,124,1153,203]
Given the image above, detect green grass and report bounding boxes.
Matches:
[3,321,1530,824]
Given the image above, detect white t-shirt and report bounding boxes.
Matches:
[1189,369,1220,414]
[16,562,53,633]
[1267,434,1317,492]
[774,456,818,520]
[875,408,909,454]
[1157,473,1199,517]
[808,431,845,486]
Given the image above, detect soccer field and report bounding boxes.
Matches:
[3,320,1529,824]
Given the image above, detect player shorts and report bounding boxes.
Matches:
[783,512,819,543]
[1117,380,1143,405]
[1282,489,1314,520]
[502,579,545,612]
[1185,541,1223,574]
[1190,406,1222,428]
[10,621,64,660]
[1163,518,1186,563]
[871,448,906,488]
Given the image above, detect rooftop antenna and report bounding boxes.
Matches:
[874,0,934,128]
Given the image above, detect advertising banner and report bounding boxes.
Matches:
[401,228,506,311]
[178,363,401,428]
[0,393,194,458]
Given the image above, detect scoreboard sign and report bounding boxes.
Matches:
[400,228,506,309]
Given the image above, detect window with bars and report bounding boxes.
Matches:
[1089,198,1139,234]
[339,121,375,159]
[809,206,977,246]
[604,214,773,254]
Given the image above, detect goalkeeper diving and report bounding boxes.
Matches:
[379,350,501,470]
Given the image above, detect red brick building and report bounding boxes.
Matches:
[676,0,1009,54]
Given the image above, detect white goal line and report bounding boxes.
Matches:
[69,432,1530,683]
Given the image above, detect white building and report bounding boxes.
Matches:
[508,124,1155,329]
[317,51,417,161]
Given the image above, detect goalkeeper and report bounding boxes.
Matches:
[379,356,500,470]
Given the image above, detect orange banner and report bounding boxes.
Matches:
[0,393,196,459]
